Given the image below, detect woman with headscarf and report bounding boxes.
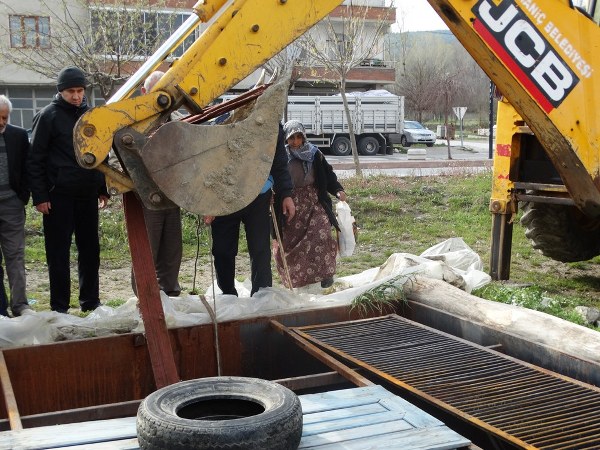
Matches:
[274,120,347,289]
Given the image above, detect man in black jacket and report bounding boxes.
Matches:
[28,67,109,313]
[0,95,31,317]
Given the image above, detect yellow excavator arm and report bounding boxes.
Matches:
[73,0,343,215]
[429,0,600,216]
[428,0,600,278]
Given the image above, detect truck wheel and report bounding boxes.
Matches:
[358,136,380,156]
[136,377,303,450]
[400,135,411,147]
[331,136,352,156]
[520,202,600,262]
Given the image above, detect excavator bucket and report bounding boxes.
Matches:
[140,76,288,216]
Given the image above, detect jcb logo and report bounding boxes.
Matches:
[473,0,578,112]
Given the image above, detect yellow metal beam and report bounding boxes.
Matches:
[74,0,343,172]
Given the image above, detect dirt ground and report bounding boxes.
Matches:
[25,254,256,309]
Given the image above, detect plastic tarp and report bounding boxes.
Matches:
[336,90,396,97]
[0,238,491,347]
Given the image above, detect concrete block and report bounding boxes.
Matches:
[407,148,427,160]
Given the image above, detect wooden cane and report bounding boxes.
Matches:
[270,204,294,291]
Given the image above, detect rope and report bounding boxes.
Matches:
[205,226,222,376]
[193,218,222,376]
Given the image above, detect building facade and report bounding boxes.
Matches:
[0,0,395,129]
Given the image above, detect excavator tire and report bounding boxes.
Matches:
[136,377,302,450]
[520,202,600,262]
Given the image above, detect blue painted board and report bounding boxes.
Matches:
[298,386,469,449]
[0,385,470,450]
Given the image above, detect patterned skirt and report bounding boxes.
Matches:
[274,184,337,288]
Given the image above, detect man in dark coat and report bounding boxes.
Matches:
[0,95,31,316]
[28,67,109,313]
[205,124,295,297]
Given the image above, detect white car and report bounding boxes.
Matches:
[401,121,436,147]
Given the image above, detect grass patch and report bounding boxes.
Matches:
[351,275,410,317]
[21,172,600,329]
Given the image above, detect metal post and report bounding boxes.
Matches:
[489,81,494,159]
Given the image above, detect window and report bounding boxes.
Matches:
[336,32,348,57]
[9,15,51,49]
[90,8,196,59]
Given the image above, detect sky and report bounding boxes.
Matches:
[394,0,449,32]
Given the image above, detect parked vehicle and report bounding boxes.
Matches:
[400,120,436,147]
[286,93,404,156]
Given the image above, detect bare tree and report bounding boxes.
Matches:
[391,30,489,126]
[262,44,304,86]
[261,43,309,121]
[0,0,187,99]
[394,34,453,122]
[299,4,392,177]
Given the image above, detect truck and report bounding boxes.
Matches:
[286,93,404,156]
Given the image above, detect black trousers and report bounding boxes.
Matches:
[43,192,101,312]
[210,191,272,296]
[0,252,7,316]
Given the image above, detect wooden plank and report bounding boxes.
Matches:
[299,386,469,450]
[0,386,471,450]
[380,396,444,428]
[53,438,139,450]
[0,400,141,430]
[0,417,136,450]
[304,426,472,450]
[302,403,387,425]
[123,192,179,388]
[299,419,414,448]
[0,351,22,430]
[302,411,408,436]
[299,385,387,414]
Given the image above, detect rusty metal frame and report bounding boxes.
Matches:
[292,314,600,450]
[270,320,373,387]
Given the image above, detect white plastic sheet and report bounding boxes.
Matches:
[0,238,491,347]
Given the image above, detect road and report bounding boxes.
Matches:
[328,138,494,178]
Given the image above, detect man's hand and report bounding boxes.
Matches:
[336,191,347,202]
[282,197,295,223]
[99,195,109,209]
[35,202,51,215]
[204,216,215,225]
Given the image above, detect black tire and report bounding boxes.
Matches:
[331,136,352,156]
[358,136,380,156]
[426,142,434,147]
[400,135,411,147]
[520,202,600,262]
[136,377,303,450]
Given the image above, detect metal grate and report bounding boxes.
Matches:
[294,315,600,450]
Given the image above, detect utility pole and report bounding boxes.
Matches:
[445,84,452,160]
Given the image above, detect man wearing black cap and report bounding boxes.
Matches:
[28,66,109,314]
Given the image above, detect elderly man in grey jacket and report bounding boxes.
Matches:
[0,95,31,317]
